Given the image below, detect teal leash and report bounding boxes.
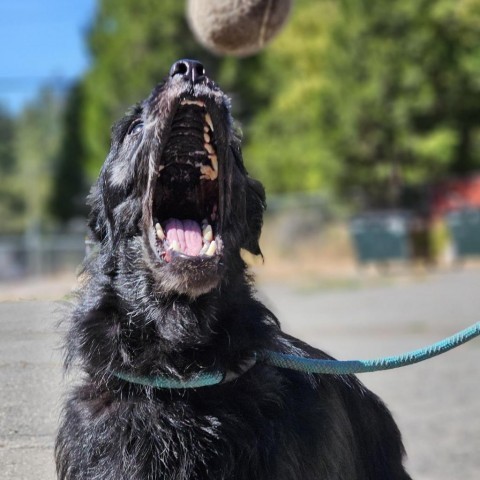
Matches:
[263,322,480,375]
[114,322,480,389]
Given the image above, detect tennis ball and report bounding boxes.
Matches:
[187,0,293,57]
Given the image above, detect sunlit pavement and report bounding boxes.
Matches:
[1,269,479,479]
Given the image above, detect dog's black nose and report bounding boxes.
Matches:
[169,59,206,84]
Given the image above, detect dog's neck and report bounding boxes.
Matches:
[72,254,278,382]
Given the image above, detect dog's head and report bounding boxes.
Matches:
[88,59,265,297]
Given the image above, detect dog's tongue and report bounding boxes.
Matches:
[164,218,203,256]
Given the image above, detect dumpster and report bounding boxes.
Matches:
[350,211,413,264]
[446,208,480,258]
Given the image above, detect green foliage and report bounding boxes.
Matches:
[49,84,89,223]
[0,106,24,233]
[0,106,16,174]
[243,0,340,193]
[318,0,480,205]
[14,88,63,231]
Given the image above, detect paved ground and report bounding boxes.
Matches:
[1,269,479,479]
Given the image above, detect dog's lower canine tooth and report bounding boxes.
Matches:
[171,240,181,252]
[203,225,213,242]
[155,223,165,240]
[205,240,216,256]
[199,242,210,255]
[205,112,214,131]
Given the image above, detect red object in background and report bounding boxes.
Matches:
[429,174,480,219]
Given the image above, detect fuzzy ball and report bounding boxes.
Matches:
[187,0,293,57]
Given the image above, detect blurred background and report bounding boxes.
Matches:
[1,1,480,479]
[1,0,480,292]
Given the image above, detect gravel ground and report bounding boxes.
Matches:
[1,269,479,479]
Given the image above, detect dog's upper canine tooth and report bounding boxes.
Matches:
[205,240,217,256]
[205,113,214,131]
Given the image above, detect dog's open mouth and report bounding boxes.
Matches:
[149,99,222,264]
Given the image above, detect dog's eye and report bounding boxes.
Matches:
[128,120,144,136]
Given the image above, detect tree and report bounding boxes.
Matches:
[15,87,63,231]
[319,0,480,206]
[242,0,340,194]
[50,83,89,223]
[0,106,24,233]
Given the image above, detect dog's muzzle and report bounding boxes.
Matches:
[144,60,224,268]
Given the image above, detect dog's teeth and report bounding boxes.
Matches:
[155,223,165,240]
[200,165,217,181]
[200,163,218,181]
[205,240,217,256]
[204,143,215,155]
[171,240,181,252]
[204,126,209,133]
[199,242,210,255]
[181,99,205,107]
[204,132,211,143]
[202,224,213,242]
[209,154,218,173]
[205,113,214,131]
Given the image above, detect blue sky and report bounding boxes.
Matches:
[0,0,97,113]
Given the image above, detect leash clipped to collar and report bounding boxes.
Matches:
[114,322,480,389]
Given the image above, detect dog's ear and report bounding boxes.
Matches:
[243,176,266,256]
[229,139,266,256]
[86,114,140,272]
[87,179,107,243]
[86,173,118,272]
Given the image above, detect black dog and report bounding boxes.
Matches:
[56,59,411,479]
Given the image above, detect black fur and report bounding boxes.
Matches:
[56,61,412,479]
